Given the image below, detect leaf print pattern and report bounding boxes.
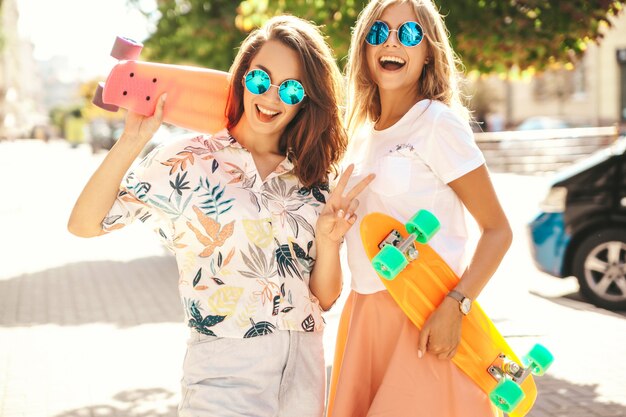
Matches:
[192,267,210,290]
[194,178,234,220]
[162,150,195,175]
[148,191,194,221]
[263,177,315,238]
[298,182,329,204]
[236,292,260,328]
[190,133,235,153]
[292,240,315,273]
[301,314,315,332]
[242,219,273,248]
[208,248,235,276]
[187,299,226,336]
[223,162,247,185]
[276,241,302,279]
[272,295,281,316]
[239,244,277,280]
[244,319,276,338]
[206,286,244,316]
[169,171,191,199]
[127,180,151,201]
[103,215,122,226]
[171,231,187,248]
[101,129,327,338]
[253,279,281,306]
[186,205,235,257]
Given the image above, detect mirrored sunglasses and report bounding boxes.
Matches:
[365,21,424,47]
[244,69,306,105]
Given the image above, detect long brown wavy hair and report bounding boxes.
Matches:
[226,15,347,187]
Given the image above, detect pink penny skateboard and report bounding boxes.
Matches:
[93,36,230,134]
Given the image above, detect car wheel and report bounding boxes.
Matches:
[573,228,626,310]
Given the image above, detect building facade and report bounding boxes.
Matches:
[474,11,626,131]
[0,0,44,139]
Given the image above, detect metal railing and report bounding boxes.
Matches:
[474,126,620,174]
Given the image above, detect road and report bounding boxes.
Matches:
[1,139,625,417]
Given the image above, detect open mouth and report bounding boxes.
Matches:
[256,104,281,123]
[379,55,406,71]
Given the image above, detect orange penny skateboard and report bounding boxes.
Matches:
[335,210,554,416]
[93,36,230,134]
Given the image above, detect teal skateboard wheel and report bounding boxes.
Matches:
[372,244,408,280]
[406,210,441,244]
[489,378,525,413]
[523,343,554,376]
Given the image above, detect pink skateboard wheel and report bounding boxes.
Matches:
[92,82,120,112]
[110,36,143,61]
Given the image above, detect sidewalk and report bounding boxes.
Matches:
[1,140,625,417]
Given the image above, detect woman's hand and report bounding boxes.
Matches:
[119,93,167,146]
[67,93,168,238]
[315,164,375,246]
[417,297,463,360]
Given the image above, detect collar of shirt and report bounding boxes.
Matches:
[214,128,295,182]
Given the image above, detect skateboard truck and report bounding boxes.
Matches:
[378,230,419,262]
[371,210,439,279]
[488,354,530,384]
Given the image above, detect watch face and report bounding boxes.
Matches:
[461,299,471,315]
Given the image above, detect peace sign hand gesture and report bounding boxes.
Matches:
[315,164,376,246]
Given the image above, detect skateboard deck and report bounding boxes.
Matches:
[353,211,552,416]
[93,36,229,134]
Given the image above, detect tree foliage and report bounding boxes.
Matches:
[440,0,626,72]
[133,0,245,70]
[130,0,625,73]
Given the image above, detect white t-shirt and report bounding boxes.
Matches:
[344,99,485,294]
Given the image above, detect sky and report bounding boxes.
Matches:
[17,0,157,81]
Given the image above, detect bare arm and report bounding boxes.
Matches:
[309,240,343,311]
[417,165,513,359]
[67,94,167,237]
[309,165,375,310]
[449,165,513,299]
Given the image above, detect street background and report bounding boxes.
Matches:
[2,0,626,416]
[1,138,625,417]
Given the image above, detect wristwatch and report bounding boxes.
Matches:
[447,290,472,315]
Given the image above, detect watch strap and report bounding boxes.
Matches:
[447,290,467,303]
[447,290,472,315]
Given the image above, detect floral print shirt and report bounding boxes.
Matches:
[103,129,329,338]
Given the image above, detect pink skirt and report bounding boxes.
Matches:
[327,290,502,417]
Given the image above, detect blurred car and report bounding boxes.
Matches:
[88,120,118,153]
[516,116,571,131]
[528,137,626,310]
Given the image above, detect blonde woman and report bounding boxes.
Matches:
[69,15,373,417]
[327,1,512,416]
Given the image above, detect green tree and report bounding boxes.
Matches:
[131,0,246,71]
[131,0,624,73]
[440,0,625,72]
[236,0,367,67]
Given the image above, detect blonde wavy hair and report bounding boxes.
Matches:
[345,0,469,136]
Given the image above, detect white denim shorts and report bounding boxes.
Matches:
[178,329,325,417]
